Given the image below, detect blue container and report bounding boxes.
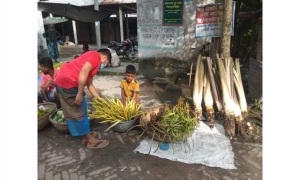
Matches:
[159,143,170,151]
[38,76,42,86]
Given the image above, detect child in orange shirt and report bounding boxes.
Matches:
[120,65,140,104]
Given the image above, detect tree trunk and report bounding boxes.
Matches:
[220,0,233,58]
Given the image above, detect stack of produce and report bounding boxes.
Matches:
[89,97,143,131]
[53,62,64,69]
[193,54,249,138]
[52,108,92,123]
[38,108,52,118]
[140,97,196,152]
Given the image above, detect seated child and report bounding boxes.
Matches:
[120,65,140,105]
[38,57,61,108]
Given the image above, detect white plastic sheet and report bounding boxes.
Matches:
[134,121,236,169]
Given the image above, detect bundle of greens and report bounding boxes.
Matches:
[159,98,196,142]
[139,97,196,153]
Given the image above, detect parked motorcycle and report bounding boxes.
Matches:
[108,38,138,61]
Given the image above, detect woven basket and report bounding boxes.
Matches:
[140,106,196,143]
[49,109,95,133]
[38,102,57,131]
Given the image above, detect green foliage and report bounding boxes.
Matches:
[160,98,196,142]
[246,93,262,110]
[233,0,262,61]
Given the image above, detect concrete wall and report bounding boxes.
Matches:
[137,0,214,77]
[248,58,262,99]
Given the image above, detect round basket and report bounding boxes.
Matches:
[140,106,196,143]
[49,109,95,133]
[38,102,57,131]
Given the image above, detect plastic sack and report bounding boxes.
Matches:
[107,48,120,67]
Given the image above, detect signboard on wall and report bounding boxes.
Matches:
[138,0,162,25]
[138,25,179,50]
[163,0,183,25]
[195,2,236,38]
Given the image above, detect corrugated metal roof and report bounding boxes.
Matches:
[42,0,136,6]
[99,0,136,5]
[42,0,95,6]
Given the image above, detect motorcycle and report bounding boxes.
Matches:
[108,38,138,61]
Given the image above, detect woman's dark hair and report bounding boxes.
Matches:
[97,48,112,64]
[126,65,136,74]
[38,57,54,70]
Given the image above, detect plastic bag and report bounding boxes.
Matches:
[107,48,120,67]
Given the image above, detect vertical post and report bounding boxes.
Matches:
[61,23,65,37]
[94,0,101,49]
[108,16,112,41]
[72,20,78,52]
[220,0,233,58]
[37,11,47,50]
[126,13,129,38]
[119,5,124,41]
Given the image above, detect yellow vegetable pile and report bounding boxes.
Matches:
[38,108,52,118]
[53,62,63,69]
[89,97,144,130]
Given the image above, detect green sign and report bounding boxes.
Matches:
[163,0,183,25]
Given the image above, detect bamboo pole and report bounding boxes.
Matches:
[193,55,204,127]
[203,69,215,129]
[207,57,223,111]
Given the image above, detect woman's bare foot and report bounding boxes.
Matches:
[81,131,98,144]
[87,139,109,149]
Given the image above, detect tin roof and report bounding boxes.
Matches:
[40,0,95,6]
[99,0,136,5]
[41,0,136,6]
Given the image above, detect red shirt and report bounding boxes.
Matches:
[40,69,60,92]
[55,51,101,89]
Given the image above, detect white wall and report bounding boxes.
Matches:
[137,0,214,61]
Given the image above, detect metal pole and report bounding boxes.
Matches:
[61,23,65,37]
[119,5,124,41]
[126,13,129,38]
[37,11,47,50]
[72,20,78,52]
[94,0,101,49]
[108,16,112,41]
